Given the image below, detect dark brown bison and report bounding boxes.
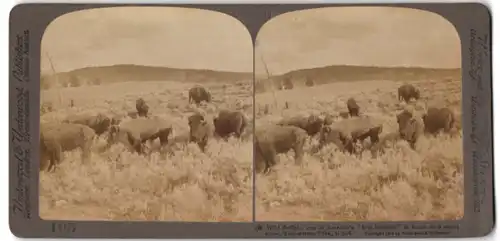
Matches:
[254,125,308,174]
[398,84,421,103]
[213,110,247,139]
[63,112,112,136]
[40,122,96,172]
[189,85,211,105]
[422,107,456,135]
[277,114,324,137]
[396,109,423,149]
[346,97,360,117]
[187,113,213,152]
[107,117,173,155]
[135,98,149,117]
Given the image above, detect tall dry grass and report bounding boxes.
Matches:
[39,76,463,222]
[254,78,463,221]
[39,80,254,221]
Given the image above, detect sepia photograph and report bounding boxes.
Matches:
[254,7,463,221]
[39,6,254,221]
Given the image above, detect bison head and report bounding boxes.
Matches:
[319,126,355,154]
[306,115,324,136]
[93,113,112,135]
[396,109,413,138]
[188,113,209,141]
[414,89,421,100]
[136,98,149,117]
[399,117,421,149]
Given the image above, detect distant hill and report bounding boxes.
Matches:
[41,64,462,93]
[41,64,253,89]
[255,65,461,93]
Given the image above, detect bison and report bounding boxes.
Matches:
[398,84,421,103]
[396,109,424,149]
[422,107,456,135]
[254,124,308,174]
[40,122,96,172]
[189,85,211,105]
[107,117,173,155]
[316,125,355,154]
[317,117,383,154]
[187,113,213,152]
[347,97,360,117]
[63,112,112,136]
[135,98,149,117]
[334,117,383,144]
[277,114,324,137]
[213,110,247,139]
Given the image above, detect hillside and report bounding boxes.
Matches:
[41,64,253,89]
[255,65,461,93]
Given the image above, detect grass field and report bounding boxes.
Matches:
[39,67,463,222]
[254,77,463,221]
[39,79,254,221]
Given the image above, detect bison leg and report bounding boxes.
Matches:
[47,145,62,172]
[444,115,455,133]
[81,140,93,165]
[293,138,306,165]
[197,136,208,152]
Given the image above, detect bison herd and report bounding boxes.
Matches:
[40,83,459,176]
[40,85,248,173]
[254,83,459,174]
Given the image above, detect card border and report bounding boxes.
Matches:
[9,2,494,238]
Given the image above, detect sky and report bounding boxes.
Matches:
[41,6,461,76]
[40,7,253,74]
[255,6,461,76]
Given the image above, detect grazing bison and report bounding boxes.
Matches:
[187,113,213,152]
[135,98,149,117]
[40,122,96,172]
[254,125,308,174]
[396,109,423,149]
[346,97,360,117]
[333,117,383,144]
[398,84,421,103]
[213,110,247,139]
[422,107,456,135]
[317,125,355,154]
[277,114,324,137]
[107,117,173,155]
[189,85,211,105]
[63,112,112,136]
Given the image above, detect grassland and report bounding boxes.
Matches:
[254,76,463,221]
[39,64,463,222]
[39,78,254,221]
